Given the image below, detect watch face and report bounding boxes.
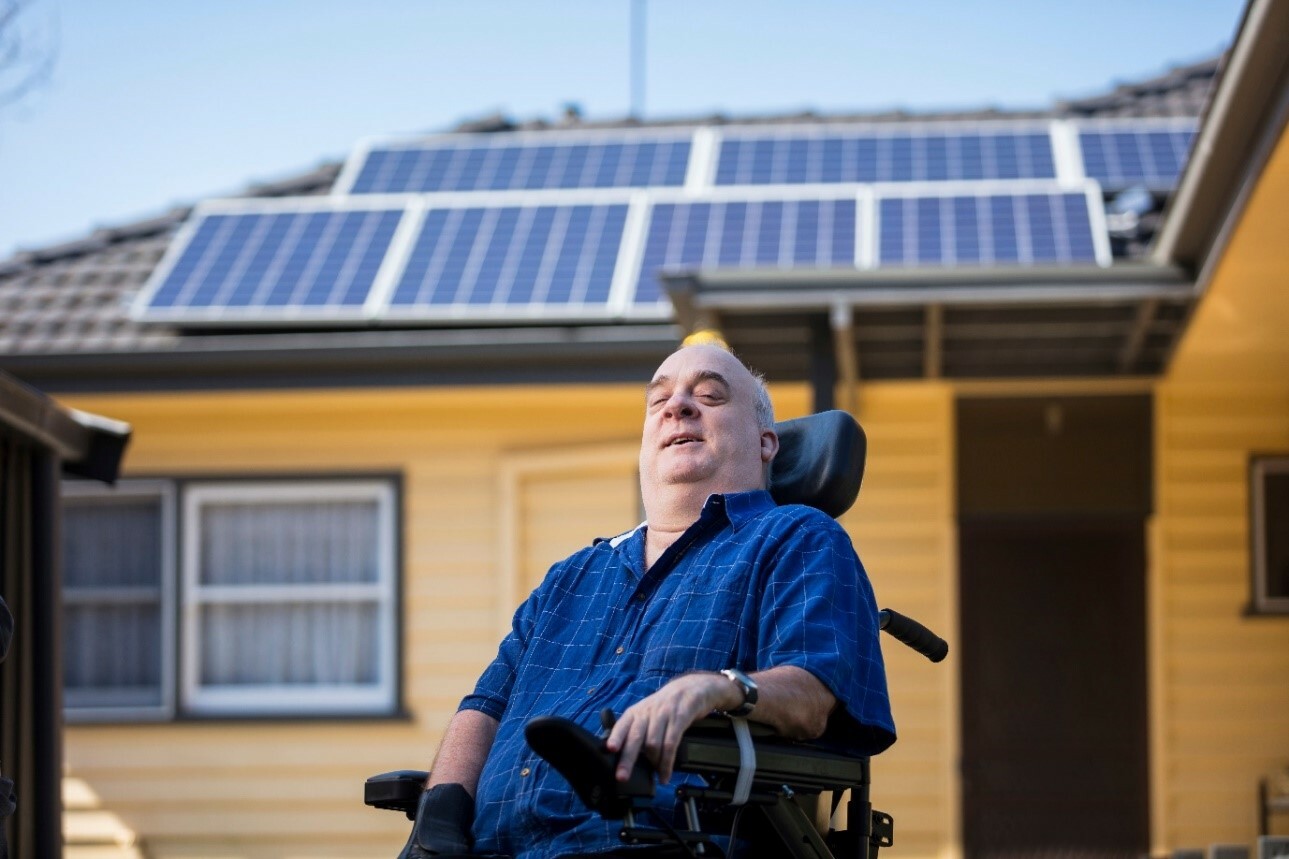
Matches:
[722,669,757,712]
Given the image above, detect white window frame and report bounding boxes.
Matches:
[1251,457,1289,614]
[61,479,176,722]
[180,480,398,716]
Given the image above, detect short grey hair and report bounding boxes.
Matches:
[750,369,775,431]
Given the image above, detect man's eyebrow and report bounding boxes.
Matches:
[645,370,732,398]
[690,370,732,391]
[645,375,672,398]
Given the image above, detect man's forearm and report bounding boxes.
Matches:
[607,663,836,783]
[746,664,836,740]
[426,708,500,796]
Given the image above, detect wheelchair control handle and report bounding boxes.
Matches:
[879,608,948,663]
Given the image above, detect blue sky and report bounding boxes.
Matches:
[0,1,1244,259]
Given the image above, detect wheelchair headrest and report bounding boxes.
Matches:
[769,410,866,519]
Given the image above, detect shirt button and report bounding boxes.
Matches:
[520,767,531,777]
[615,646,625,655]
[634,593,645,602]
[587,687,596,695]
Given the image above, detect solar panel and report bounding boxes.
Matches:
[715,128,1057,185]
[633,196,859,305]
[385,202,630,316]
[1077,122,1196,190]
[136,205,406,320]
[876,188,1104,267]
[345,135,692,194]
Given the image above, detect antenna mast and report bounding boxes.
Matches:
[630,0,646,118]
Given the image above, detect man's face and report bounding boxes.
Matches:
[639,345,775,497]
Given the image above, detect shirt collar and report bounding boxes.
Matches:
[710,489,775,530]
[612,489,775,576]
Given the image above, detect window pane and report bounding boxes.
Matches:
[64,499,162,587]
[199,602,379,685]
[64,603,162,708]
[62,492,166,715]
[1264,470,1289,601]
[200,500,380,585]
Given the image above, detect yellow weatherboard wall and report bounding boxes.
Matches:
[1152,121,1289,849]
[848,382,958,859]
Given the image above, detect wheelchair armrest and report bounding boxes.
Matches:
[526,715,872,817]
[676,717,871,793]
[364,769,429,819]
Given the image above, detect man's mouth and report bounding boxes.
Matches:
[665,435,702,448]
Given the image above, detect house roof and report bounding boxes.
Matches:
[0,56,1222,392]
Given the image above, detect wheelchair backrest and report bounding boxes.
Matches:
[768,410,866,519]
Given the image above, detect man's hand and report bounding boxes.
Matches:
[605,672,742,784]
[605,666,838,785]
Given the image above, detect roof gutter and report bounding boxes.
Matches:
[0,371,131,482]
[0,325,682,394]
[662,264,1193,330]
[1151,0,1289,279]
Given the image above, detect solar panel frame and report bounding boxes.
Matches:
[869,179,1112,269]
[370,188,643,322]
[334,128,698,196]
[711,120,1062,187]
[130,195,419,325]
[1070,117,1198,191]
[621,185,872,317]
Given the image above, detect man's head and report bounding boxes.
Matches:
[639,344,778,512]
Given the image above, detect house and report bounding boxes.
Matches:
[0,4,1285,856]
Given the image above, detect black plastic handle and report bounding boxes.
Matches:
[879,608,948,663]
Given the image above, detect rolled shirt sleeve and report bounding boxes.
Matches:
[754,509,896,755]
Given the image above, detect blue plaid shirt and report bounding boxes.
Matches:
[460,490,895,859]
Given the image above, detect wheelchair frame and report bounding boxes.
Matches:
[365,608,944,859]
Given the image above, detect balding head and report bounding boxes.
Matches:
[638,345,779,524]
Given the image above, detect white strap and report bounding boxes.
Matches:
[729,716,755,806]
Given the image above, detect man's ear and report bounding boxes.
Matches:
[760,429,780,464]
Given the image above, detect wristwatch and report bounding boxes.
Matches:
[719,668,758,717]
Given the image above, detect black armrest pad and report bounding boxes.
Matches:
[365,770,429,816]
[675,719,871,792]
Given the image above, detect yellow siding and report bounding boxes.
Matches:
[846,382,958,859]
[1153,383,1289,849]
[1152,122,1289,850]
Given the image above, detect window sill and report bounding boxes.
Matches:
[1242,602,1289,618]
[65,708,416,726]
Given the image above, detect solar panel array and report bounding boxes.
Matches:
[635,198,857,305]
[348,137,692,194]
[877,191,1098,268]
[715,130,1056,185]
[142,208,404,319]
[388,203,628,314]
[134,119,1193,324]
[1078,126,1195,190]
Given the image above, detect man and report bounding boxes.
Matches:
[401,344,894,858]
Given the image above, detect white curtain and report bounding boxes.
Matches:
[200,499,378,585]
[62,499,163,708]
[197,498,381,687]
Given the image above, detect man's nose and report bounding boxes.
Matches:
[662,390,697,418]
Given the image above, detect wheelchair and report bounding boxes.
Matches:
[365,410,948,859]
